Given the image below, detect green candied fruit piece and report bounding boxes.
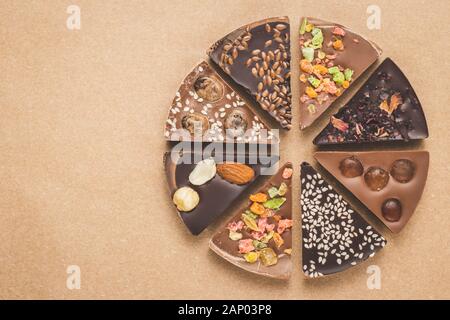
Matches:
[268,187,279,198]
[244,252,258,264]
[263,197,286,210]
[307,104,317,114]
[327,66,340,74]
[333,71,345,85]
[260,231,274,244]
[308,76,321,88]
[299,18,308,35]
[228,230,242,241]
[302,47,314,62]
[344,68,354,81]
[278,182,288,196]
[259,248,278,266]
[310,28,323,48]
[252,240,268,250]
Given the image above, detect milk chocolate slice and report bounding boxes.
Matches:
[164,61,276,143]
[165,150,278,235]
[208,17,292,129]
[210,163,293,279]
[299,17,381,129]
[314,151,429,233]
[301,162,386,278]
[314,58,429,145]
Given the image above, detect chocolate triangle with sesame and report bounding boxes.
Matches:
[164,61,277,144]
[313,58,429,145]
[301,162,386,278]
[208,17,292,130]
[164,150,278,236]
[298,17,382,129]
[315,151,429,233]
[209,163,293,279]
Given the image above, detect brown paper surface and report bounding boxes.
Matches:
[0,0,449,299]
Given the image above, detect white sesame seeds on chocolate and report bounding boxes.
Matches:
[300,162,386,278]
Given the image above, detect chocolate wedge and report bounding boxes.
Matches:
[208,17,292,129]
[299,17,381,129]
[315,151,429,233]
[210,163,293,279]
[314,58,429,145]
[165,150,278,235]
[301,162,386,278]
[165,61,276,143]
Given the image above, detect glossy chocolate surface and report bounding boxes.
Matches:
[208,17,292,129]
[301,162,386,278]
[314,58,429,145]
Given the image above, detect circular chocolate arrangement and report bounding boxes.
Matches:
[364,167,389,191]
[181,113,210,135]
[390,159,415,183]
[381,198,402,222]
[193,76,224,102]
[339,156,364,178]
[225,109,248,138]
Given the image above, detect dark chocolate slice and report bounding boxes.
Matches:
[208,17,292,129]
[314,58,429,145]
[298,17,381,129]
[165,150,278,235]
[315,151,429,233]
[165,61,276,143]
[210,163,293,279]
[301,162,386,278]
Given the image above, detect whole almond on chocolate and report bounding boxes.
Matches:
[216,163,254,185]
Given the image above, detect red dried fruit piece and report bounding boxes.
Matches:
[238,239,255,254]
[331,116,349,132]
[277,219,293,234]
[282,167,293,179]
[332,26,346,37]
[227,220,244,232]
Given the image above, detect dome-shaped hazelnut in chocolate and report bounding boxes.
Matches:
[339,156,364,178]
[194,76,223,102]
[381,198,402,222]
[181,113,209,136]
[390,159,415,183]
[364,167,389,191]
[225,109,248,138]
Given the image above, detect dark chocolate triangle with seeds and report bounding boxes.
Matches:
[164,61,277,144]
[315,151,429,233]
[165,150,278,235]
[208,17,292,130]
[210,163,293,279]
[301,162,386,278]
[313,58,429,145]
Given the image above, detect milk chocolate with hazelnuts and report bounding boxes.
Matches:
[299,17,382,129]
[209,163,293,279]
[314,58,429,145]
[314,151,429,233]
[164,61,276,144]
[208,17,292,130]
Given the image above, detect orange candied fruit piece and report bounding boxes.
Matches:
[333,39,344,50]
[306,86,318,98]
[249,193,268,203]
[250,202,266,215]
[313,64,328,75]
[300,59,313,73]
[342,80,350,89]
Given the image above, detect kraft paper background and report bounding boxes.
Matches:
[0,0,449,299]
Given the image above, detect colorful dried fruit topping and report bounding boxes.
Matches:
[188,158,216,186]
[273,232,284,248]
[172,187,200,212]
[217,163,255,185]
[263,197,286,210]
[238,239,255,254]
[364,167,390,191]
[244,252,259,263]
[249,193,268,203]
[331,116,349,132]
[259,248,278,266]
[282,167,293,179]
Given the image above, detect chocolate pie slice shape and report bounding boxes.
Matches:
[210,163,293,279]
[301,162,386,278]
[298,17,382,129]
[208,17,292,130]
[165,149,278,235]
[165,61,276,143]
[314,151,429,233]
[314,58,429,145]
